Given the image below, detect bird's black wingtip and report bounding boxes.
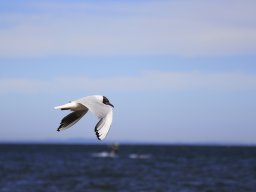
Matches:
[57,124,63,132]
[95,130,103,141]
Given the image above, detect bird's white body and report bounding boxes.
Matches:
[54,95,114,140]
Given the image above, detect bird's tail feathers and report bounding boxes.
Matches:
[54,102,78,110]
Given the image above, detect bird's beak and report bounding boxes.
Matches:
[108,102,114,108]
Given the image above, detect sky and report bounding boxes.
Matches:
[0,0,256,144]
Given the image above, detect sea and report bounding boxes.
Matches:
[0,144,255,192]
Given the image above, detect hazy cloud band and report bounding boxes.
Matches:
[1,71,256,94]
[0,0,256,57]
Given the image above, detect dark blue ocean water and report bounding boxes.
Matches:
[0,144,255,192]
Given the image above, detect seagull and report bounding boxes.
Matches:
[54,95,114,140]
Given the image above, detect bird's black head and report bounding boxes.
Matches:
[103,96,114,108]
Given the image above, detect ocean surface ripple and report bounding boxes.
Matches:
[0,144,255,192]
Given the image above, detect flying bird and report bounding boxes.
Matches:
[54,95,114,140]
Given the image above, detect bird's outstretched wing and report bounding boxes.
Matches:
[94,109,113,140]
[57,109,88,131]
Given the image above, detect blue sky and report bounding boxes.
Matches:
[0,0,256,144]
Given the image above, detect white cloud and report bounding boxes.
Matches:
[0,71,256,94]
[0,0,255,57]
